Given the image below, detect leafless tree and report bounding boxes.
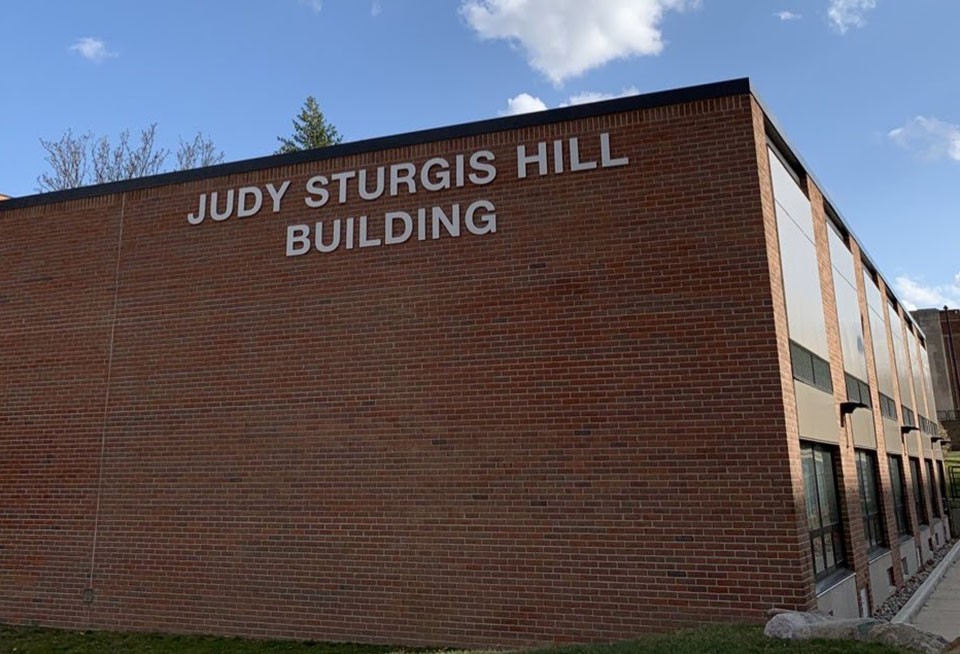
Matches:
[91,124,168,184]
[176,132,224,170]
[37,130,91,192]
[36,125,224,192]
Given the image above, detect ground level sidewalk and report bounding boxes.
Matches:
[912,556,960,640]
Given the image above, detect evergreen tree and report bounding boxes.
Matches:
[276,96,342,154]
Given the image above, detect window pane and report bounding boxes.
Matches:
[812,535,825,575]
[793,343,815,384]
[813,357,833,392]
[824,531,837,569]
[818,449,840,526]
[803,448,821,529]
[846,375,859,402]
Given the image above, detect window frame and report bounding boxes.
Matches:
[888,455,911,537]
[878,393,898,421]
[801,442,848,581]
[926,460,939,520]
[845,374,872,409]
[791,341,834,394]
[909,457,928,527]
[855,449,887,553]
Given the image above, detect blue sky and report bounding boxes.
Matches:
[2,1,958,309]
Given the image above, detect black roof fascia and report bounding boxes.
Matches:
[0,78,752,212]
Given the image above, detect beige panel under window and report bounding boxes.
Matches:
[851,409,877,449]
[883,417,902,454]
[796,381,839,444]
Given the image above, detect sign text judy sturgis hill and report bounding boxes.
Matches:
[184,132,629,257]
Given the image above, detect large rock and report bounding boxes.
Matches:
[944,636,960,653]
[865,623,950,654]
[764,612,880,641]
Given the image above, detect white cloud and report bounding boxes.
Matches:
[461,0,699,85]
[776,10,802,21]
[500,87,640,116]
[299,0,323,13]
[894,275,960,311]
[828,0,877,33]
[561,87,640,106]
[500,86,640,116]
[69,37,116,63]
[371,1,382,16]
[501,93,549,116]
[888,116,960,162]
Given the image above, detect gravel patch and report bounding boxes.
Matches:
[873,538,959,621]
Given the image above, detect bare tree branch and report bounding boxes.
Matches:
[176,132,224,170]
[36,130,91,192]
[37,124,215,192]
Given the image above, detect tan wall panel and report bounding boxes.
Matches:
[865,274,895,397]
[890,302,913,412]
[796,382,839,444]
[907,435,921,458]
[829,228,868,381]
[770,148,829,358]
[883,418,902,454]
[816,573,860,619]
[852,410,877,449]
[868,551,895,609]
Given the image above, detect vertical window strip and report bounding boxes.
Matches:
[889,456,910,536]
[802,443,848,579]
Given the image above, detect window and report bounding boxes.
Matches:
[937,461,948,511]
[926,460,939,520]
[910,457,928,526]
[902,406,916,428]
[802,442,847,579]
[919,416,939,435]
[888,456,910,536]
[845,374,872,408]
[856,450,886,552]
[878,393,898,421]
[791,341,834,394]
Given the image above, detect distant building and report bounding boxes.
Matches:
[912,308,960,444]
[0,79,952,647]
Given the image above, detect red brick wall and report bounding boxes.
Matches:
[1,93,811,646]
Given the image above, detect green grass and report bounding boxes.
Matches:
[0,625,397,654]
[0,624,917,654]
[530,625,914,654]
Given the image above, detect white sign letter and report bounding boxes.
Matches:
[267,180,291,213]
[385,211,413,245]
[305,176,330,208]
[237,186,263,218]
[465,200,496,235]
[517,143,547,179]
[469,151,496,185]
[286,224,311,257]
[600,133,629,168]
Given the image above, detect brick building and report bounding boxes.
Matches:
[913,308,960,444]
[0,79,952,646]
